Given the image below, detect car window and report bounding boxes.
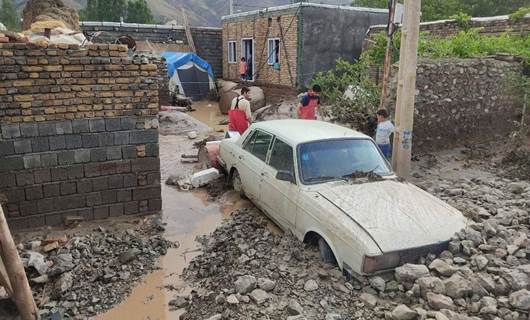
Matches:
[243,130,256,152]
[244,130,273,161]
[269,138,294,175]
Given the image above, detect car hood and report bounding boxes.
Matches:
[314,179,468,253]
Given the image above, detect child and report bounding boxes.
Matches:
[375,109,395,160]
[239,57,248,81]
[297,84,322,120]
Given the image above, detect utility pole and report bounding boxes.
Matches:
[391,0,421,178]
[379,0,398,110]
[229,0,234,15]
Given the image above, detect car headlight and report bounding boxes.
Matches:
[362,252,400,273]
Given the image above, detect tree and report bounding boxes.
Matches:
[80,0,128,22]
[126,0,154,23]
[0,0,20,31]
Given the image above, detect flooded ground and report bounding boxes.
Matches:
[189,101,227,133]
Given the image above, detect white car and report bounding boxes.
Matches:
[219,120,467,275]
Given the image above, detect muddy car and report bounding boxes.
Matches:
[219,120,467,275]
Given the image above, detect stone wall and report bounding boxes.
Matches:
[0,43,162,230]
[81,22,223,77]
[384,58,523,152]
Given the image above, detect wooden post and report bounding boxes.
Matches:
[0,256,14,298]
[0,206,38,320]
[391,0,421,178]
[182,9,197,54]
[379,0,398,110]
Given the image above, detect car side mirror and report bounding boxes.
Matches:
[276,170,295,183]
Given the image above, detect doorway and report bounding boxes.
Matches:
[241,38,254,81]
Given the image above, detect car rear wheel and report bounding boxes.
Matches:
[231,169,244,196]
[318,238,337,265]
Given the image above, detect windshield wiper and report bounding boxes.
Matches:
[305,176,346,183]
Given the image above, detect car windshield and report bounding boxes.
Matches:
[298,138,392,184]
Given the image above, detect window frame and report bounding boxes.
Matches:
[267,137,296,183]
[267,38,280,65]
[242,129,273,162]
[227,41,237,64]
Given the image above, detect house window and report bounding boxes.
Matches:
[267,38,280,65]
[228,41,237,63]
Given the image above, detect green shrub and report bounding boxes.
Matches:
[450,12,472,31]
[509,7,530,23]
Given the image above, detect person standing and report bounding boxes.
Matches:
[239,57,248,81]
[297,84,322,120]
[228,87,252,135]
[375,109,395,160]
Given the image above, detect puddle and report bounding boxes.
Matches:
[95,186,251,320]
[189,101,227,133]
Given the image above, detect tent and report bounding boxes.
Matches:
[161,52,216,101]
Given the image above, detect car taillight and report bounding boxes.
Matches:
[362,252,400,273]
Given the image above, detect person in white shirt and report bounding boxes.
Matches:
[375,109,395,160]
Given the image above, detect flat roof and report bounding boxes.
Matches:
[222,2,388,21]
[252,120,368,146]
[80,21,222,31]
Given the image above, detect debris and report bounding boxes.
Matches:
[303,279,319,291]
[234,275,257,294]
[42,242,59,252]
[249,288,269,305]
[190,168,221,188]
[391,304,417,320]
[187,131,198,139]
[119,248,141,264]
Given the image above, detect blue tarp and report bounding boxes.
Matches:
[161,52,214,79]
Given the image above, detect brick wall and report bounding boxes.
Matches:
[81,22,223,77]
[222,13,299,88]
[0,43,161,230]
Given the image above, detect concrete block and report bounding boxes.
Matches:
[45,213,62,226]
[90,148,107,162]
[123,201,139,215]
[51,167,68,181]
[65,135,82,149]
[131,157,160,173]
[148,198,162,212]
[72,119,89,133]
[89,118,106,132]
[54,194,85,210]
[107,146,122,160]
[115,160,131,173]
[120,116,137,130]
[60,182,77,195]
[67,165,84,179]
[25,186,43,200]
[16,172,34,187]
[58,151,75,165]
[84,163,102,178]
[49,135,66,150]
[19,201,38,216]
[1,123,21,139]
[77,180,92,194]
[97,133,114,146]
[5,189,25,203]
[123,173,137,187]
[117,189,132,202]
[82,134,99,148]
[43,183,61,197]
[40,153,58,167]
[14,140,32,154]
[32,137,50,152]
[191,168,220,188]
[105,118,121,131]
[86,192,102,207]
[74,149,91,164]
[145,143,159,157]
[23,154,41,169]
[34,168,51,184]
[0,158,24,172]
[114,131,130,145]
[109,203,124,217]
[92,176,108,191]
[93,206,109,219]
[108,175,123,189]
[37,198,54,213]
[0,173,16,188]
[56,121,73,135]
[38,122,57,136]
[132,187,161,201]
[122,145,137,159]
[147,172,160,186]
[20,123,38,137]
[101,190,117,204]
[73,208,93,221]
[129,129,158,144]
[0,141,14,156]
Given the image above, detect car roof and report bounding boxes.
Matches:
[250,120,369,145]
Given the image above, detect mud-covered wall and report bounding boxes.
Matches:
[299,7,387,88]
[384,58,523,153]
[0,43,162,230]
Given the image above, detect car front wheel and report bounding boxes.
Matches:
[231,169,244,196]
[318,238,337,265]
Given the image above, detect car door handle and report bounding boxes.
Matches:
[261,172,268,177]
[238,155,244,160]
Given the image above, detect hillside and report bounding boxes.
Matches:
[13,0,346,27]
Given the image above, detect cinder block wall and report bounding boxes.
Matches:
[0,43,162,230]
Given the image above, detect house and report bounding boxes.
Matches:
[221,3,394,89]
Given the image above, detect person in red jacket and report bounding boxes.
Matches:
[297,84,322,120]
[228,87,252,135]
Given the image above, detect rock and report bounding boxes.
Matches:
[479,296,497,314]
[119,248,141,264]
[43,241,59,252]
[219,90,239,114]
[426,292,455,310]
[22,0,80,31]
[443,274,472,299]
[509,289,530,310]
[0,22,6,31]
[26,251,48,275]
[287,300,303,315]
[249,289,269,305]
[226,294,239,305]
[429,259,457,276]
[31,275,49,284]
[417,276,445,299]
[448,241,461,253]
[325,313,342,320]
[214,293,225,305]
[359,292,378,307]
[303,279,318,292]
[55,272,73,293]
[169,296,188,308]
[391,304,417,320]
[258,278,276,292]
[370,276,386,292]
[205,315,222,320]
[472,255,489,270]
[287,316,306,320]
[187,131,198,139]
[395,264,430,282]
[234,275,257,294]
[508,182,527,194]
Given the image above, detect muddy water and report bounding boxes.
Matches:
[189,101,227,133]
